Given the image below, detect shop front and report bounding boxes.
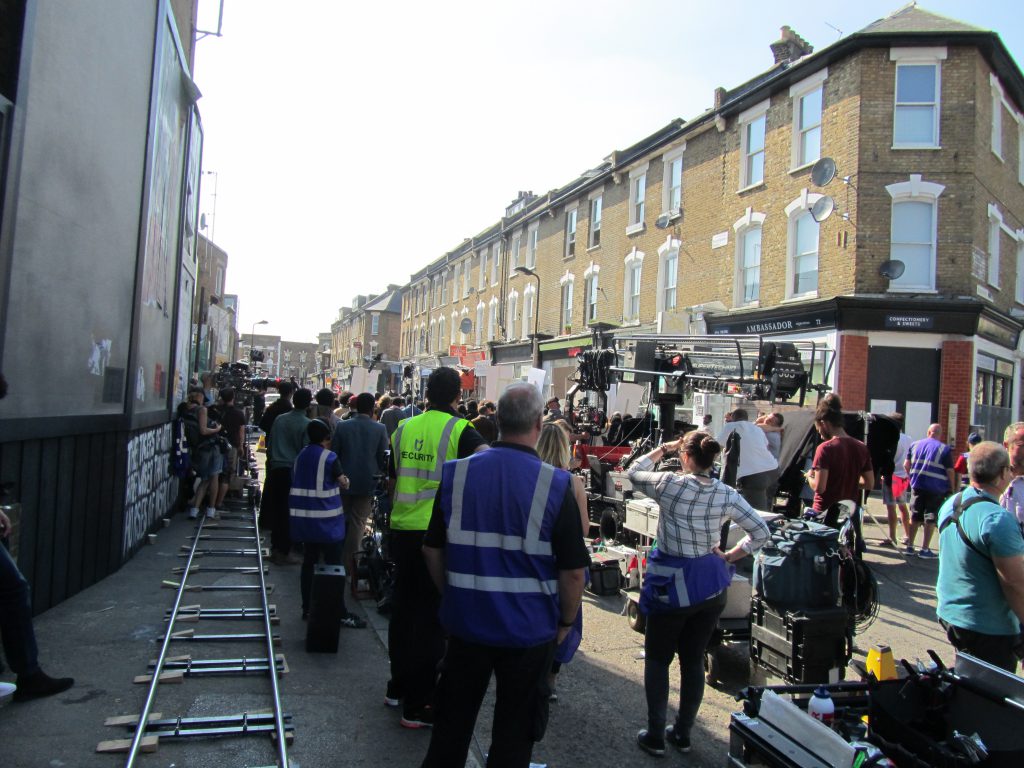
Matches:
[704,297,1022,447]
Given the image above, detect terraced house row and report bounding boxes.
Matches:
[388,5,1024,449]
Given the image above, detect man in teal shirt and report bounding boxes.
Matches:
[937,441,1024,672]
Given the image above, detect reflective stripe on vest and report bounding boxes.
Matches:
[391,411,469,530]
[289,446,345,542]
[438,447,569,647]
[447,458,555,557]
[909,438,951,493]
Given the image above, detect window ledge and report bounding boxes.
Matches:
[788,161,816,175]
[891,144,942,151]
[737,181,766,194]
[586,244,602,252]
[781,292,819,304]
[626,222,645,236]
[992,150,1004,163]
[886,287,939,294]
[734,300,761,309]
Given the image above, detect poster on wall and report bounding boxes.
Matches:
[171,110,203,407]
[136,16,190,413]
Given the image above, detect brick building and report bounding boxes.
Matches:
[391,5,1023,449]
[330,286,403,393]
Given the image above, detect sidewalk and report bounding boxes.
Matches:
[0,492,962,768]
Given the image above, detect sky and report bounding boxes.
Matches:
[192,0,1024,344]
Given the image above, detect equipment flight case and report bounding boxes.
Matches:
[749,596,852,684]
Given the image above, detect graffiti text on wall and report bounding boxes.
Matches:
[122,424,177,557]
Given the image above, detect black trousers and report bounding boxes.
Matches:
[388,529,444,715]
[643,591,727,739]
[261,467,292,555]
[421,635,554,768]
[941,620,1020,673]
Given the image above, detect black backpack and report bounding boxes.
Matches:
[753,519,841,610]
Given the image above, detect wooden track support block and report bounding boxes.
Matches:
[133,670,184,684]
[103,713,163,727]
[96,735,159,753]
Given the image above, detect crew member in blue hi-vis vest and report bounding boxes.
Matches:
[905,423,957,559]
[420,382,589,768]
[288,419,365,628]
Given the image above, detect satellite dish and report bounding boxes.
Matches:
[654,212,672,230]
[459,317,472,334]
[810,157,837,187]
[810,196,835,223]
[878,259,906,280]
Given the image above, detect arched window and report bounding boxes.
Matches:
[733,208,766,306]
[885,174,945,292]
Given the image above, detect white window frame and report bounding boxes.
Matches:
[437,315,446,351]
[371,312,380,336]
[428,319,436,352]
[789,68,827,171]
[510,230,522,272]
[479,249,488,291]
[506,290,519,341]
[565,204,578,259]
[460,307,469,344]
[475,301,485,346]
[891,46,946,150]
[989,204,1004,289]
[627,163,649,234]
[622,247,644,323]
[655,236,680,314]
[487,296,499,341]
[784,190,824,299]
[739,99,769,189]
[452,263,460,300]
[463,257,471,297]
[1016,233,1024,304]
[733,208,767,307]
[522,283,536,340]
[450,311,458,345]
[661,144,686,218]
[991,73,1005,161]
[559,271,575,334]
[588,192,603,249]
[584,262,600,325]
[441,269,449,304]
[885,174,945,292]
[527,223,539,268]
[491,241,501,286]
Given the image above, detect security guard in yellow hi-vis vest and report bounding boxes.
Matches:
[386,367,487,728]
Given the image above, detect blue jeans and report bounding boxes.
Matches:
[0,542,39,676]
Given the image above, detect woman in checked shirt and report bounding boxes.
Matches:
[627,431,770,756]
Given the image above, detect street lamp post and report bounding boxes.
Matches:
[514,266,541,367]
[251,319,268,374]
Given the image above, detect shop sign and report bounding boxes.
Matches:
[709,306,835,336]
[568,347,582,357]
[884,313,934,330]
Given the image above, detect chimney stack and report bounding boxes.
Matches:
[770,26,813,65]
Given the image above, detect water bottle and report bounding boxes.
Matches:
[807,686,835,727]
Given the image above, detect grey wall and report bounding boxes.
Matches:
[0,0,156,417]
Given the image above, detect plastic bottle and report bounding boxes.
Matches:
[807,686,835,727]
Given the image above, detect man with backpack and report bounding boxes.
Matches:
[936,441,1024,672]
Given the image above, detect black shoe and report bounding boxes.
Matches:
[666,725,691,753]
[636,729,666,757]
[13,670,74,702]
[400,706,433,729]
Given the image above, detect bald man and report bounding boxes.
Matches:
[904,423,956,558]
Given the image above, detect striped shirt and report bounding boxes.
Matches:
[627,456,771,558]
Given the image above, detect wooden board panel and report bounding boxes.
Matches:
[66,433,91,597]
[50,435,76,606]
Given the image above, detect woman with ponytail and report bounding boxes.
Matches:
[627,431,770,756]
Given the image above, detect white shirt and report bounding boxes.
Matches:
[893,433,913,479]
[717,421,778,480]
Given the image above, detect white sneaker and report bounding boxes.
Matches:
[205,508,217,519]
[188,508,199,520]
